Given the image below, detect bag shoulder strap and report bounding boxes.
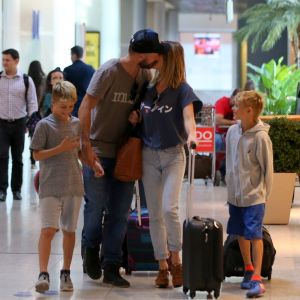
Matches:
[23,73,29,102]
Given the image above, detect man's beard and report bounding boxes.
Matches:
[139,60,158,69]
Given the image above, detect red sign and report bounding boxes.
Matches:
[196,127,215,152]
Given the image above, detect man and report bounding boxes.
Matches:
[0,49,38,201]
[215,88,240,182]
[63,45,94,117]
[79,29,164,288]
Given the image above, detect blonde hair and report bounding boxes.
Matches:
[235,91,264,119]
[158,41,186,89]
[52,81,77,103]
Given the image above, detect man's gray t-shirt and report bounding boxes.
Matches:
[87,58,139,158]
[30,114,84,199]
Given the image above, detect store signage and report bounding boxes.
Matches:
[195,127,214,152]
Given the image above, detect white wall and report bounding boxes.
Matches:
[178,13,238,104]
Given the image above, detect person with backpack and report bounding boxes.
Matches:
[226,91,273,298]
[0,48,38,201]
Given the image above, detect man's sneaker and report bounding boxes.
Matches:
[83,247,101,279]
[60,270,73,291]
[246,280,265,298]
[155,269,169,288]
[35,272,50,293]
[103,263,130,288]
[241,270,254,289]
[169,264,183,287]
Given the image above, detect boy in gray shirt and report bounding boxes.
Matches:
[31,81,102,293]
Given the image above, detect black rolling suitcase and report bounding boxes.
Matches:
[182,143,223,299]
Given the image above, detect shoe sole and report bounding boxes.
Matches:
[102,279,130,288]
[35,283,49,294]
[60,287,74,292]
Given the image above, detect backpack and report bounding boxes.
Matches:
[223,226,276,280]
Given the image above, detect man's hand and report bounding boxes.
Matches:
[92,160,105,177]
[81,142,99,168]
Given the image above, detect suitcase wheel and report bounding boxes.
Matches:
[213,290,220,299]
[183,286,188,294]
[268,274,271,280]
[190,290,196,299]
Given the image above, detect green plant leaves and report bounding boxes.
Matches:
[267,117,300,173]
[247,57,300,114]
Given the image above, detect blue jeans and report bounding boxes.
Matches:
[82,157,134,266]
[215,133,226,177]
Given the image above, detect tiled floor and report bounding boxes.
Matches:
[0,135,300,299]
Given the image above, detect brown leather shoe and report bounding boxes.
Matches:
[170,264,183,287]
[155,269,169,288]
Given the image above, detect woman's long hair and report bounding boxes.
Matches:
[28,60,45,88]
[158,41,186,89]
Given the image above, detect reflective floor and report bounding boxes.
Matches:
[0,135,300,299]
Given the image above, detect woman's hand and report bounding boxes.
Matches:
[128,110,141,126]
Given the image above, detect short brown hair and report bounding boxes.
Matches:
[52,81,77,103]
[235,91,264,119]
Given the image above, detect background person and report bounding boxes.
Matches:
[40,67,64,118]
[27,60,46,168]
[63,46,95,117]
[0,48,38,201]
[215,88,240,182]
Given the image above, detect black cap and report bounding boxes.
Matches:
[130,29,167,54]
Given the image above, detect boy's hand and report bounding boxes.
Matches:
[60,136,80,152]
[93,160,105,177]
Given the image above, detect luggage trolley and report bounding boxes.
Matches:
[194,105,217,185]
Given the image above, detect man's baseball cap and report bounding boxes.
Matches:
[130,29,168,54]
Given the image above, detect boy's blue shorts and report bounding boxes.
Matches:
[226,203,265,240]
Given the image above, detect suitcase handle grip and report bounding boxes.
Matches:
[189,141,197,150]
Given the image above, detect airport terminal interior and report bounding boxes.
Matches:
[0,0,300,299]
[0,138,299,300]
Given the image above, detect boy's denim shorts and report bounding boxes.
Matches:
[226,203,265,240]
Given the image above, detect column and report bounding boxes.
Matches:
[2,0,21,50]
[100,0,120,62]
[166,10,179,41]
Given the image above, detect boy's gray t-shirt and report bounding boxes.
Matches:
[87,59,138,158]
[30,114,84,199]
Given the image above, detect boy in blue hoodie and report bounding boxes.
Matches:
[225,91,273,298]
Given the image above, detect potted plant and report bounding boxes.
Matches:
[247,57,300,115]
[263,117,300,224]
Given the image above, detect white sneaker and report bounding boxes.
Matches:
[35,272,50,293]
[60,270,73,291]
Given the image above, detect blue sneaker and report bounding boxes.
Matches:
[240,270,254,289]
[246,280,265,298]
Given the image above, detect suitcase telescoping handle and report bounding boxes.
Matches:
[135,180,142,226]
[186,141,196,221]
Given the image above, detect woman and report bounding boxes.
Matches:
[131,41,202,288]
[40,67,64,117]
[28,60,46,106]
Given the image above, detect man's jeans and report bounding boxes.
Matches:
[0,118,26,192]
[82,157,134,266]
